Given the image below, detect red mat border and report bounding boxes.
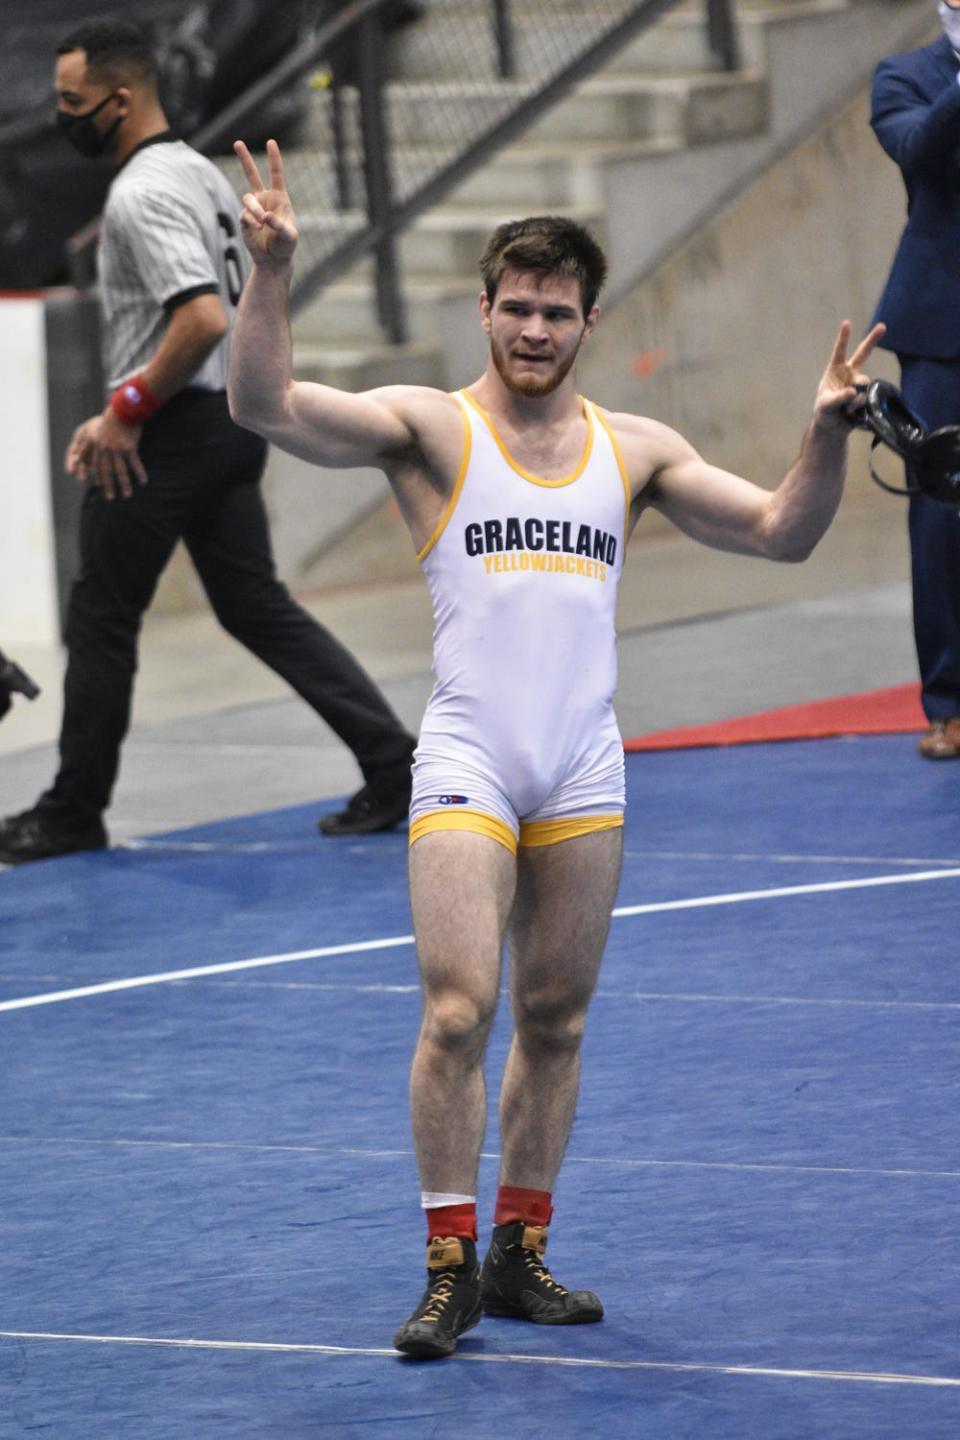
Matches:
[624,684,926,752]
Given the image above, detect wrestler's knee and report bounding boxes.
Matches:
[420,989,497,1058]
[513,984,589,1056]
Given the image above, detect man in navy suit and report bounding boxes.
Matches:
[872,5,960,757]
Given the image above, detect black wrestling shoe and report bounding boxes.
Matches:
[317,778,411,836]
[480,1222,604,1325]
[0,808,108,865]
[393,1236,482,1358]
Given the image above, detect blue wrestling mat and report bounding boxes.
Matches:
[2,735,960,1438]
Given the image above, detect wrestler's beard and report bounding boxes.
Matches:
[490,333,582,397]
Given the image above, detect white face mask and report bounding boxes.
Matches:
[939,1,960,51]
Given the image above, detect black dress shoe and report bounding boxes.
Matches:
[317,780,411,836]
[0,808,108,865]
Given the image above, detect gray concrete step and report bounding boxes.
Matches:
[397,201,605,276]
[384,2,753,80]
[221,66,765,200]
[258,69,766,221]
[293,276,477,347]
[298,67,766,151]
[293,338,445,391]
[303,75,651,149]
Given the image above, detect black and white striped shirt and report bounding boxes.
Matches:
[98,135,247,392]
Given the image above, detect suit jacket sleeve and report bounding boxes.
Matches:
[870,48,960,359]
[871,56,960,175]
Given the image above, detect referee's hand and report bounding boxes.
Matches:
[66,411,148,501]
[234,138,299,266]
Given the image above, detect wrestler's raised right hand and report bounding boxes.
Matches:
[234,138,299,266]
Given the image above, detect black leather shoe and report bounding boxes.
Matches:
[317,778,411,836]
[394,1236,482,1359]
[0,808,108,865]
[480,1222,603,1324]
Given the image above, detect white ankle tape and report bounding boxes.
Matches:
[420,1192,476,1209]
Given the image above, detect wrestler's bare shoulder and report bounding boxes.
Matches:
[594,407,700,494]
[368,383,461,427]
[361,383,460,464]
[596,407,694,452]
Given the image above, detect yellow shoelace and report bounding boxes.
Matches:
[522,1250,566,1294]
[421,1270,457,1322]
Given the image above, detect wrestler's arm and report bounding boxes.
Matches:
[228,137,425,470]
[625,320,884,562]
[228,246,424,470]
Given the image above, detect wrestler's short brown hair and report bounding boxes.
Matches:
[479,216,608,317]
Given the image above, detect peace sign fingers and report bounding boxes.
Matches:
[825,319,885,380]
[827,318,853,370]
[234,138,289,199]
[816,320,888,434]
[233,138,265,194]
[265,137,287,195]
[848,322,886,375]
[233,138,299,268]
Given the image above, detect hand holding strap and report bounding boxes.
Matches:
[854,379,960,505]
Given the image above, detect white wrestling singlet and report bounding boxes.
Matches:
[409,389,632,854]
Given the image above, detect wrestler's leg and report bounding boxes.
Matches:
[499,826,623,1188]
[408,830,517,1194]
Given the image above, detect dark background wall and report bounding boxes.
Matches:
[0,0,317,288]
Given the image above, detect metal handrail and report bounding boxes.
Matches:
[707,0,740,70]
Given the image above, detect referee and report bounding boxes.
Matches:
[0,17,415,865]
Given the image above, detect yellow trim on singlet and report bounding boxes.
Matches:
[409,809,518,854]
[519,814,624,848]
[590,402,633,553]
[417,395,472,563]
[459,389,594,488]
[409,809,624,853]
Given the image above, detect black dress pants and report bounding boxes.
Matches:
[40,389,414,822]
[898,355,960,722]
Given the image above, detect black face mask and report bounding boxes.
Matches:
[56,91,121,159]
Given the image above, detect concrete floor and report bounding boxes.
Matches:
[0,468,917,847]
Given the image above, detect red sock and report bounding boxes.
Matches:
[493,1185,553,1228]
[426,1202,477,1241]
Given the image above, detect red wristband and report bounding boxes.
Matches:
[110,374,163,427]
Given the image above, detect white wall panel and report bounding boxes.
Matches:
[1,298,59,646]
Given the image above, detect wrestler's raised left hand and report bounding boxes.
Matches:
[812,320,887,435]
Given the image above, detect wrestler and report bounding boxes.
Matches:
[228,137,883,1358]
